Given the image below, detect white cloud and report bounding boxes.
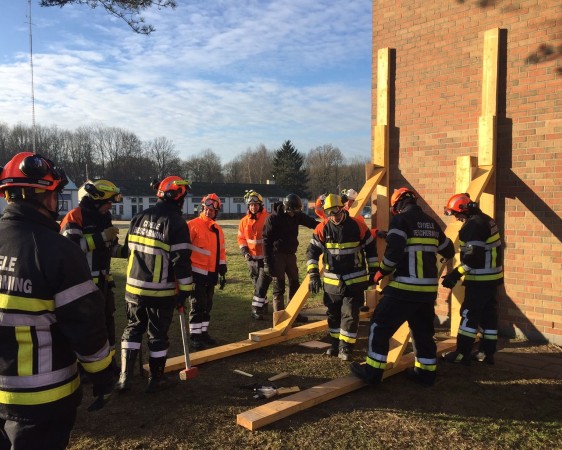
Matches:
[0,0,372,162]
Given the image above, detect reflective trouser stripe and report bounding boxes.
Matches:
[16,326,33,376]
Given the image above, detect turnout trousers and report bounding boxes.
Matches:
[1,409,77,450]
[456,283,499,357]
[324,290,363,348]
[121,302,174,358]
[368,294,437,377]
[252,263,272,311]
[189,282,215,336]
[271,252,300,312]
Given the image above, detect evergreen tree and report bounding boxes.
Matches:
[272,140,309,197]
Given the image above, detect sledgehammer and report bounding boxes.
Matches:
[178,306,199,380]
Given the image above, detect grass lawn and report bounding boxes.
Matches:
[68,220,562,450]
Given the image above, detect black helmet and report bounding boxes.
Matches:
[283,193,302,212]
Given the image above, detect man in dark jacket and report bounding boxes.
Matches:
[351,188,455,386]
[117,176,194,394]
[441,193,504,365]
[262,194,318,322]
[0,152,113,450]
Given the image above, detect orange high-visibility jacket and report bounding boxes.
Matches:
[237,210,268,259]
[188,213,226,275]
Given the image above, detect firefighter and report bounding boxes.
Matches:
[60,179,128,372]
[117,176,193,394]
[307,194,378,361]
[0,153,113,449]
[350,188,455,386]
[238,190,270,320]
[262,193,318,321]
[441,193,504,365]
[187,193,227,350]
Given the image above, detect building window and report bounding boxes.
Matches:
[59,201,69,212]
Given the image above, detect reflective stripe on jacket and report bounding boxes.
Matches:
[125,201,193,302]
[306,211,377,295]
[237,210,268,259]
[380,204,455,302]
[188,213,226,277]
[0,202,111,421]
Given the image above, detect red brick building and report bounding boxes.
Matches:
[372,0,561,343]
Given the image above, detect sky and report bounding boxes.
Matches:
[0,1,372,163]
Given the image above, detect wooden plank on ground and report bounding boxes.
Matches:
[236,338,456,430]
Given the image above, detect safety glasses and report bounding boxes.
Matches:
[204,199,220,210]
[325,206,343,216]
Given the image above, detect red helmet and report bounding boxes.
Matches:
[202,193,221,211]
[444,193,476,216]
[0,152,68,198]
[390,187,417,215]
[154,176,191,201]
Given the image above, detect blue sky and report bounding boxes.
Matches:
[0,1,372,163]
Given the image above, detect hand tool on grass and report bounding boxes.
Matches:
[178,306,199,380]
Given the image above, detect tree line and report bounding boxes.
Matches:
[0,122,368,198]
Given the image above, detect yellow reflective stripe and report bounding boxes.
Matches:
[125,286,177,297]
[80,353,112,374]
[329,331,340,339]
[126,250,135,277]
[388,281,437,292]
[407,237,438,246]
[416,251,423,278]
[307,264,319,271]
[0,294,54,312]
[458,329,477,338]
[486,233,500,243]
[85,234,96,251]
[457,266,466,275]
[16,326,33,376]
[129,235,170,251]
[325,241,360,249]
[464,273,503,281]
[339,334,356,344]
[415,361,436,372]
[178,284,194,292]
[491,247,497,268]
[366,358,386,369]
[344,275,369,285]
[153,254,162,283]
[0,376,80,406]
[323,277,340,286]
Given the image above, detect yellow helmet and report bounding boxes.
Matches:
[323,193,344,215]
[244,190,263,205]
[79,179,122,203]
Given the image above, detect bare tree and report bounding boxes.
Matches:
[306,144,344,196]
[185,149,223,183]
[145,136,179,179]
[40,0,177,34]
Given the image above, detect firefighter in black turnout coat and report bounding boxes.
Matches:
[0,152,113,450]
[351,188,454,386]
[307,194,378,361]
[441,193,504,365]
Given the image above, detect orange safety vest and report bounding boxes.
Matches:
[187,213,226,275]
[237,210,268,259]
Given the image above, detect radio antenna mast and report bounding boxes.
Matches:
[27,0,37,154]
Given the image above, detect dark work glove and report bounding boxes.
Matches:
[244,253,253,261]
[308,272,322,294]
[175,292,188,311]
[241,246,252,261]
[375,229,388,239]
[442,267,463,289]
[264,263,274,277]
[219,264,227,276]
[88,366,113,412]
[219,275,226,290]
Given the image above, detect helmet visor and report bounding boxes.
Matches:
[203,199,220,210]
[325,206,343,216]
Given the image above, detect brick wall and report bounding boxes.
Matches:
[373,0,562,344]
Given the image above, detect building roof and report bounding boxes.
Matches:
[113,179,292,199]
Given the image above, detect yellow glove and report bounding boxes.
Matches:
[101,226,119,242]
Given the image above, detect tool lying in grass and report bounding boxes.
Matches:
[178,306,199,381]
[240,382,301,399]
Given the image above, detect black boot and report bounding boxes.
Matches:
[441,350,471,366]
[350,362,383,385]
[190,334,205,351]
[405,367,436,386]
[338,343,353,361]
[251,306,263,320]
[295,313,309,323]
[115,348,138,392]
[202,331,217,346]
[145,357,167,393]
[325,338,339,357]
